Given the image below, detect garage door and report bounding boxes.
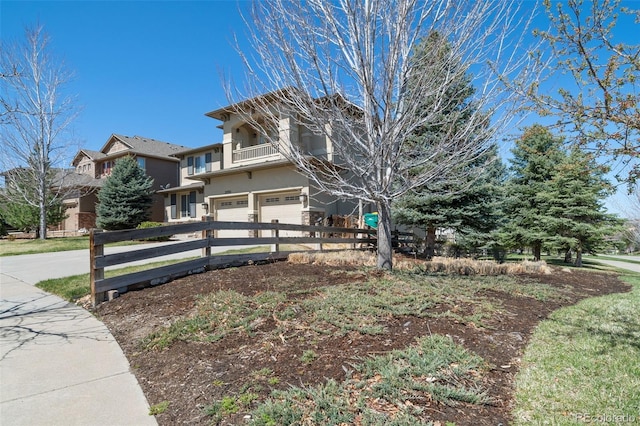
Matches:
[259,192,302,237]
[215,197,248,237]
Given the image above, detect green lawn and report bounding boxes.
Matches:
[36,257,199,302]
[0,236,144,256]
[513,268,640,424]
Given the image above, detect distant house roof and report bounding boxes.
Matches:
[71,149,106,166]
[72,134,189,166]
[52,168,104,189]
[105,134,188,158]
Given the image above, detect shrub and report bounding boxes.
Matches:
[136,221,172,241]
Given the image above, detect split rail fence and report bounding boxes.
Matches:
[90,219,414,306]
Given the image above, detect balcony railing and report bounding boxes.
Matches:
[232,143,279,162]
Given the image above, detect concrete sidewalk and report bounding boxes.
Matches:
[0,273,157,426]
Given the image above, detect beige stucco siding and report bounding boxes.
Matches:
[203,165,308,197]
[177,147,223,182]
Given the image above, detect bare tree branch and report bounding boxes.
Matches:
[227,0,543,268]
[523,0,639,187]
[0,25,80,238]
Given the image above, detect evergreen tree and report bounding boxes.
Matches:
[0,196,66,237]
[96,156,154,230]
[395,145,506,258]
[394,33,499,258]
[543,147,621,266]
[0,168,67,237]
[501,125,565,261]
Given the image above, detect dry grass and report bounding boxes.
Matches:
[288,251,551,276]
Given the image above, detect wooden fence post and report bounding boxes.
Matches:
[90,229,105,307]
[271,219,279,253]
[202,215,212,259]
[313,223,322,252]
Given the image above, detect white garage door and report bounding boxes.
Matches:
[259,192,302,237]
[215,197,248,237]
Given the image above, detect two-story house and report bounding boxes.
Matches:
[160,94,365,237]
[61,134,187,231]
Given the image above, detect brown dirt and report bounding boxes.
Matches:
[95,260,630,425]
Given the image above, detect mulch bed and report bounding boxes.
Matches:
[95,261,630,425]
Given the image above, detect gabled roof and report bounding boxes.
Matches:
[205,87,362,122]
[72,149,106,167]
[71,134,189,167]
[100,134,188,160]
[205,87,298,121]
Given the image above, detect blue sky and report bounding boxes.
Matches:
[1,0,250,150]
[1,0,637,216]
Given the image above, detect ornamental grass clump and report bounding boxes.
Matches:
[288,251,551,276]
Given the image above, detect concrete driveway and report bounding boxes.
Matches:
[0,239,200,426]
[0,237,258,425]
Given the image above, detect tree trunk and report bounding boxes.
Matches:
[376,201,393,270]
[39,178,47,240]
[424,226,436,260]
[564,248,572,264]
[574,247,583,267]
[532,243,541,261]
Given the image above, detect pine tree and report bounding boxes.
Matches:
[395,145,506,258]
[96,156,154,230]
[501,125,565,261]
[543,147,621,266]
[394,33,499,258]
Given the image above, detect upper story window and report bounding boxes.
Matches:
[137,157,146,171]
[102,161,113,176]
[187,153,212,176]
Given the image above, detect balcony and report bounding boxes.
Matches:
[232,143,280,163]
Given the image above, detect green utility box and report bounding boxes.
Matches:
[363,212,378,229]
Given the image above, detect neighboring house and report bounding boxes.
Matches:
[61,134,187,231]
[160,94,368,237]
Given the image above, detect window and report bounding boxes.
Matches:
[194,155,205,174]
[236,200,248,206]
[102,161,112,176]
[179,192,198,218]
[187,157,194,175]
[265,197,280,203]
[170,194,177,219]
[190,153,212,174]
[137,157,146,171]
[285,195,299,202]
[189,191,197,218]
[180,194,189,217]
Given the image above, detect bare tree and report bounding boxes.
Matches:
[1,25,79,239]
[228,0,541,269]
[529,0,639,187]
